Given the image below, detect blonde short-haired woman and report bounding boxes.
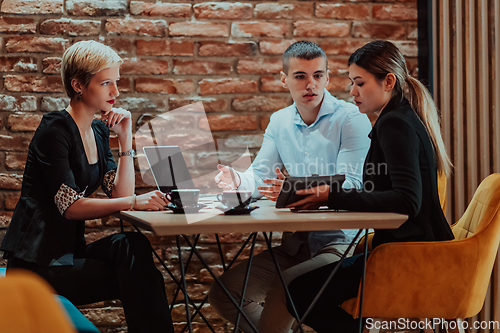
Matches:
[1,40,174,333]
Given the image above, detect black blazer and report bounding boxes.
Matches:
[1,110,117,266]
[328,97,454,248]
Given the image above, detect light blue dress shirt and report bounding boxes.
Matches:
[237,90,372,251]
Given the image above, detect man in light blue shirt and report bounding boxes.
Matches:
[238,87,367,194]
[209,41,372,333]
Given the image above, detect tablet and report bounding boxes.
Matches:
[291,208,339,213]
[275,174,345,208]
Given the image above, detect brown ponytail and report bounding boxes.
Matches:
[405,75,452,176]
[349,40,453,177]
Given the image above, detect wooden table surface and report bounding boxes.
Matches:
[117,199,407,236]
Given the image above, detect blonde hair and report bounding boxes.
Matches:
[348,40,453,177]
[61,40,122,99]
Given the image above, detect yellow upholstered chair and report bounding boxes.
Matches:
[353,172,448,255]
[0,269,76,333]
[438,171,448,216]
[341,173,500,333]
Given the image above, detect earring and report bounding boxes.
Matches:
[76,91,82,101]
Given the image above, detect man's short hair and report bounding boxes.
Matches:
[61,40,122,98]
[282,41,327,74]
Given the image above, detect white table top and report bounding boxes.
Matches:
[117,199,407,236]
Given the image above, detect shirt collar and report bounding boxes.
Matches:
[292,89,335,127]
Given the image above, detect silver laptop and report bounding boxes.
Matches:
[143,146,196,193]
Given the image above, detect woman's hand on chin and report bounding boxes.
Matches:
[101,108,132,137]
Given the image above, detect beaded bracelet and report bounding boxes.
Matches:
[129,194,136,211]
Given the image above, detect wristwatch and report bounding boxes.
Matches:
[118,149,136,157]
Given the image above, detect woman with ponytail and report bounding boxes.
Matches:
[283,40,455,332]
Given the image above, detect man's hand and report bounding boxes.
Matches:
[258,167,286,201]
[286,184,330,210]
[214,164,241,190]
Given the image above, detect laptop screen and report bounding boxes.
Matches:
[143,146,196,193]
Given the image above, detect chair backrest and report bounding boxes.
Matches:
[0,269,76,333]
[451,174,500,240]
[1,267,99,333]
[451,174,500,317]
[353,171,448,255]
[437,171,447,216]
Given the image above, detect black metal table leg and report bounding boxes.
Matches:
[131,225,181,309]
[262,232,305,333]
[234,233,258,332]
[215,234,227,272]
[358,228,369,333]
[133,222,366,333]
[291,229,363,333]
[181,232,257,332]
[131,225,215,332]
[181,235,260,333]
[180,232,256,333]
[177,235,192,332]
[172,235,200,307]
[179,294,215,333]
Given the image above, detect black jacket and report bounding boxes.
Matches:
[328,97,454,248]
[1,110,117,266]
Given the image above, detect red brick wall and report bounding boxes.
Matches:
[0,0,418,332]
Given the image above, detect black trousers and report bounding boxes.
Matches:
[7,232,174,333]
[286,254,367,333]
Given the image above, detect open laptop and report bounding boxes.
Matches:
[143,146,196,193]
[143,145,248,206]
[143,146,220,219]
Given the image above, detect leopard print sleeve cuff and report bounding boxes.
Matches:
[102,169,116,198]
[54,183,85,216]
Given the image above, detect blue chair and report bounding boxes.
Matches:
[0,267,99,333]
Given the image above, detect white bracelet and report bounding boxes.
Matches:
[129,194,136,211]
